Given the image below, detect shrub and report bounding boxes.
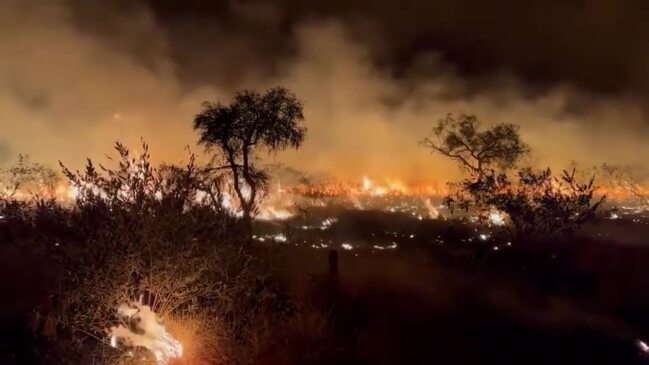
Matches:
[445,168,605,237]
[1,141,291,364]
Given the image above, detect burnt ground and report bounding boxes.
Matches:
[254,208,649,364]
[2,207,649,364]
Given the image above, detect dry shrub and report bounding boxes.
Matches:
[0,141,291,364]
[446,168,605,237]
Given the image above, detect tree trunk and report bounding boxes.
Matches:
[242,204,253,240]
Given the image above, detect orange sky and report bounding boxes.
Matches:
[1,1,648,185]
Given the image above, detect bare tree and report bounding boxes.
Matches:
[422,114,529,177]
[193,87,306,228]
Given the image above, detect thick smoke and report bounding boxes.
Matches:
[0,0,217,166]
[1,0,648,184]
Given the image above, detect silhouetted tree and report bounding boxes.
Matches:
[425,114,604,238]
[446,167,606,237]
[422,114,529,177]
[193,87,306,228]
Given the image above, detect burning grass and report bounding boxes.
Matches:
[109,298,183,364]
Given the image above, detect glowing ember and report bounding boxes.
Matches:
[488,210,507,226]
[373,242,398,250]
[109,298,183,365]
[272,233,288,242]
[321,217,337,230]
[254,233,288,242]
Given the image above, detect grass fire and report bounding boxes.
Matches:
[3,2,649,364]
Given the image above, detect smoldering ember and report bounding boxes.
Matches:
[2,1,649,364]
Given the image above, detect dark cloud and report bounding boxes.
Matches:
[142,0,649,96]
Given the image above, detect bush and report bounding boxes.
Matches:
[0,141,291,364]
[423,114,605,239]
[446,167,605,238]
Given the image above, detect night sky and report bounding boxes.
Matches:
[1,0,648,181]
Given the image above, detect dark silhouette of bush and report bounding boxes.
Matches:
[446,167,605,237]
[193,87,306,229]
[424,114,604,238]
[0,141,291,364]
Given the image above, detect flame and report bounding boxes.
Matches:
[255,179,296,220]
[488,210,507,226]
[296,176,447,198]
[256,206,294,220]
[349,194,363,209]
[362,176,372,191]
[8,171,649,220]
[424,198,440,219]
[109,297,183,365]
[360,176,408,196]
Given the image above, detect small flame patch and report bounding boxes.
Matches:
[109,297,183,364]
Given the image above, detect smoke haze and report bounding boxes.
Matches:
[1,0,648,183]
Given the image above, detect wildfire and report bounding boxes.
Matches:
[256,206,294,220]
[359,176,430,197]
[424,198,440,219]
[292,176,446,199]
[362,176,372,191]
[109,297,183,365]
[488,210,507,226]
[8,171,649,224]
